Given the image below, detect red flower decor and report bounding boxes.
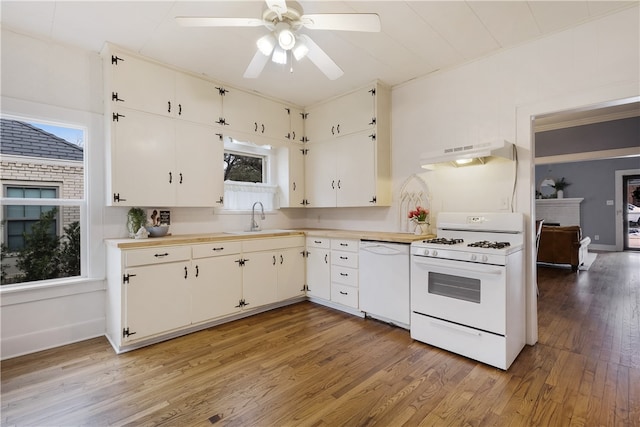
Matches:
[408,206,429,222]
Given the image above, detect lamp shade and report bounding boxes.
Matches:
[256,34,276,55]
[271,46,287,64]
[292,37,309,60]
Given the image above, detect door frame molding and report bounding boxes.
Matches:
[615,169,640,251]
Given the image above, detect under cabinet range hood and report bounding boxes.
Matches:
[420,140,515,169]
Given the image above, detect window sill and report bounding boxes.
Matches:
[0,277,105,306]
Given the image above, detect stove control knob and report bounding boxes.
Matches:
[422,249,429,256]
[482,255,489,262]
[470,254,477,261]
[432,250,438,257]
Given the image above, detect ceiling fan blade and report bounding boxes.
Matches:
[301,13,381,32]
[175,17,264,27]
[243,50,270,79]
[299,35,343,80]
[265,0,287,17]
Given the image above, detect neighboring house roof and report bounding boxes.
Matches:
[0,118,83,161]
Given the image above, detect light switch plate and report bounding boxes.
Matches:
[606,200,614,205]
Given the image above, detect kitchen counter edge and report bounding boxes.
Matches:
[106,229,434,249]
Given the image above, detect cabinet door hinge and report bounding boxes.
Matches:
[300,136,309,143]
[369,88,376,96]
[112,113,125,122]
[215,117,228,126]
[301,250,309,258]
[235,298,249,308]
[123,327,136,338]
[235,258,248,266]
[112,92,125,103]
[300,148,309,155]
[285,107,291,115]
[369,117,376,126]
[113,193,127,203]
[301,112,308,120]
[123,273,136,284]
[216,86,228,96]
[369,133,376,141]
[369,196,377,204]
[111,55,124,65]
[215,133,223,140]
[301,284,309,292]
[299,199,309,206]
[216,196,224,204]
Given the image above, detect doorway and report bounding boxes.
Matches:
[624,174,640,250]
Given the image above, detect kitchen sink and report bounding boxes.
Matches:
[224,229,294,235]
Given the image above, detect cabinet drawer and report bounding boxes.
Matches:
[331,239,358,252]
[306,237,330,249]
[331,251,358,268]
[192,241,242,259]
[331,265,358,287]
[331,283,358,308]
[125,246,191,267]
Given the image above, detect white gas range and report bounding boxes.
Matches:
[410,212,525,370]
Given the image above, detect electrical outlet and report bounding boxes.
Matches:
[594,235,600,241]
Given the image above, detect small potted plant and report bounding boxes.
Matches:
[551,177,570,198]
[127,207,147,238]
[408,206,430,235]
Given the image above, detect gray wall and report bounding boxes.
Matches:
[535,157,640,246]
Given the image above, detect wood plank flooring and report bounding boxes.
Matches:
[2,251,639,426]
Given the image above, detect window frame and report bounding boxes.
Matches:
[0,113,88,286]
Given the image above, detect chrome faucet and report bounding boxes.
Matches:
[250,201,265,231]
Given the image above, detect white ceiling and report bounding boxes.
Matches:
[0,1,636,107]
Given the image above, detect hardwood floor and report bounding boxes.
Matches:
[2,251,639,426]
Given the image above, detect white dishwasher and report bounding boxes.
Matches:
[359,240,411,329]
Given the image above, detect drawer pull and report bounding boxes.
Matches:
[212,247,224,251]
[340,291,348,295]
[314,240,322,244]
[340,272,348,277]
[340,256,348,260]
[154,253,169,258]
[340,243,348,247]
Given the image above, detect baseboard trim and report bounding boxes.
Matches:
[1,317,105,360]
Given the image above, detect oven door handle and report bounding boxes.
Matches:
[430,318,482,336]
[412,256,504,275]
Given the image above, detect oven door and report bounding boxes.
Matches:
[411,255,506,335]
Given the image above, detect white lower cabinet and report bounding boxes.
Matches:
[305,237,359,311]
[106,235,305,352]
[191,242,243,324]
[305,237,331,300]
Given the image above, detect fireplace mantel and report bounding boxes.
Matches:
[535,198,584,227]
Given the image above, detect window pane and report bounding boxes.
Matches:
[25,205,42,218]
[6,205,25,219]
[41,188,57,198]
[6,187,24,198]
[224,152,264,183]
[24,188,41,198]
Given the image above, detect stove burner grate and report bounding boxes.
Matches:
[422,238,464,245]
[467,241,511,249]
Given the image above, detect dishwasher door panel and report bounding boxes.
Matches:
[359,242,410,328]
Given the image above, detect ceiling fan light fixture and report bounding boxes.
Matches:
[271,46,287,64]
[256,34,276,55]
[275,22,296,50]
[292,37,309,60]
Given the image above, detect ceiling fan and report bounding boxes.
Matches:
[176,0,380,80]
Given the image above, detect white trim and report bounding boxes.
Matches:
[0,277,105,306]
[0,153,83,168]
[535,147,640,165]
[615,168,640,251]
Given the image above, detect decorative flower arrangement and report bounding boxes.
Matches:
[408,206,429,224]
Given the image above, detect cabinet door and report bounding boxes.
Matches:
[111,108,175,206]
[259,97,291,141]
[276,146,306,208]
[110,52,174,117]
[191,254,243,323]
[336,132,376,207]
[124,262,191,341]
[305,85,375,142]
[277,247,305,300]
[175,73,222,125]
[288,106,305,143]
[306,248,331,300]
[174,121,223,207]
[242,251,278,308]
[304,141,336,207]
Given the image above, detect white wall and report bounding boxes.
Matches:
[1,5,638,357]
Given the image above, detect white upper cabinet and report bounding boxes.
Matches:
[221,87,291,142]
[303,81,391,207]
[287,106,306,144]
[305,85,377,142]
[107,46,222,126]
[109,109,224,207]
[276,145,306,208]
